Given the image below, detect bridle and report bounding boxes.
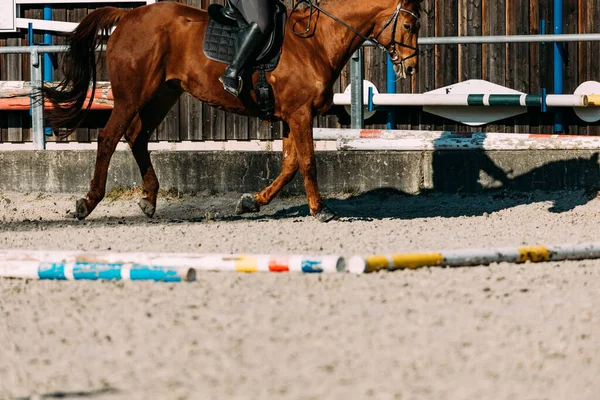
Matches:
[291,0,420,72]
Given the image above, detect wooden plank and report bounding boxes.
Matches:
[482,0,508,133]
[527,0,542,134]
[506,0,529,93]
[434,0,459,88]
[564,0,580,134]
[179,92,203,141]
[457,0,482,132]
[457,0,482,82]
[200,0,225,140]
[416,0,435,130]
[538,0,554,134]
[225,111,249,140]
[434,0,459,132]
[482,0,506,86]
[177,0,203,141]
[156,101,180,141]
[364,46,387,130]
[506,0,530,133]
[202,104,223,140]
[250,117,272,141]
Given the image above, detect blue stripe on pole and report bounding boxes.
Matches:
[38,262,66,280]
[72,262,122,280]
[301,259,324,273]
[129,266,182,282]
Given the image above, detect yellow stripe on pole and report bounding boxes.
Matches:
[363,253,444,272]
[235,256,258,273]
[389,253,444,270]
[517,246,550,263]
[587,94,600,106]
[362,256,393,273]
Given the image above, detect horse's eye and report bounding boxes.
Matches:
[403,23,412,31]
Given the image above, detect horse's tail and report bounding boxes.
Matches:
[42,7,126,135]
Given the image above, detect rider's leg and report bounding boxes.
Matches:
[219,0,274,97]
[230,0,273,33]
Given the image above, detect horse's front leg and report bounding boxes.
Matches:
[236,133,299,214]
[236,112,336,222]
[289,113,336,222]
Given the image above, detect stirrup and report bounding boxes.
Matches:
[219,75,243,97]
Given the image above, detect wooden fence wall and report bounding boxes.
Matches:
[1,0,599,142]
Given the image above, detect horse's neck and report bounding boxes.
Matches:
[311,1,387,73]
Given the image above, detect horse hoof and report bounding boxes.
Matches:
[314,206,337,223]
[75,198,90,220]
[236,193,260,214]
[138,198,156,218]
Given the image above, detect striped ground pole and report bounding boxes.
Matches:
[347,243,600,274]
[313,128,600,141]
[0,250,345,281]
[311,129,600,151]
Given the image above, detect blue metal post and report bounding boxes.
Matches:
[28,23,34,118]
[43,5,53,136]
[553,0,564,132]
[386,54,396,129]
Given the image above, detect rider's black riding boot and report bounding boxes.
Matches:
[219,23,266,97]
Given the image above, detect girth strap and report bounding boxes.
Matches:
[255,70,276,122]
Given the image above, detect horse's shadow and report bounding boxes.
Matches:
[218,150,600,221]
[240,187,596,221]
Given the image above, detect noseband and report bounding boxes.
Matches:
[291,0,420,67]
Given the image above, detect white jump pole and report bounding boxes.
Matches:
[332,93,591,107]
[0,250,346,281]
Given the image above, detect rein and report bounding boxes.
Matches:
[290,0,419,70]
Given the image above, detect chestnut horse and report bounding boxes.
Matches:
[44,0,421,222]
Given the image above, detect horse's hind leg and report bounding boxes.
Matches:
[125,84,183,217]
[75,104,137,219]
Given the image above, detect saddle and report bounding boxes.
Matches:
[204,1,287,72]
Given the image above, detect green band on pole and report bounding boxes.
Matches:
[467,94,485,106]
[525,95,543,106]
[488,94,522,106]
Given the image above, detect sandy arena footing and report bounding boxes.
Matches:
[1,190,599,399]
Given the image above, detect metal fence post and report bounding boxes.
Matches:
[386,54,397,129]
[30,47,45,150]
[350,48,364,129]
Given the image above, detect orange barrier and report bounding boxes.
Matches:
[0,81,114,111]
[0,98,114,111]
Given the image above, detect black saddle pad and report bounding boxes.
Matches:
[203,1,287,72]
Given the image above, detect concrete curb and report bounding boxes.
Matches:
[0,149,598,195]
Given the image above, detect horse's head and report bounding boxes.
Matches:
[372,0,422,79]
